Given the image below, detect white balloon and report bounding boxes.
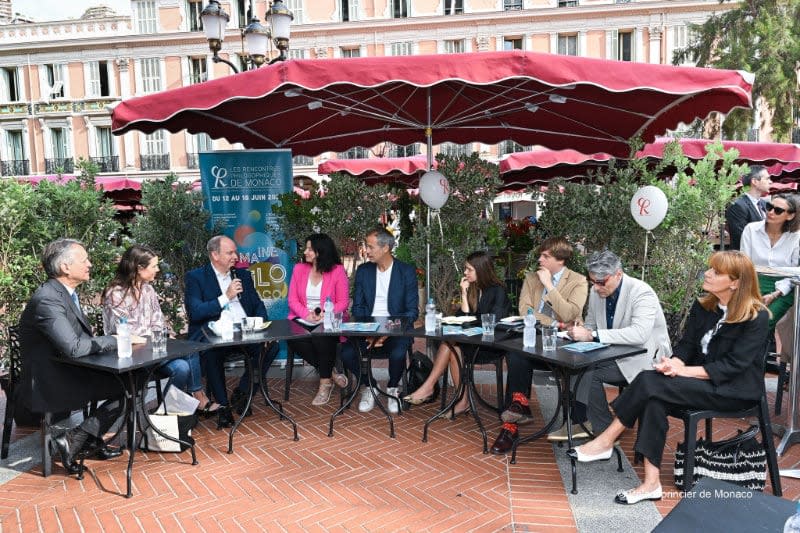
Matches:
[419,170,450,209]
[630,186,668,231]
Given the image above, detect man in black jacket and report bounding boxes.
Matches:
[725,165,771,250]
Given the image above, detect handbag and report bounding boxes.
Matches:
[403,351,440,401]
[674,424,767,491]
[140,387,198,453]
[140,411,196,453]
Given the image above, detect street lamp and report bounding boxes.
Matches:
[200,0,293,73]
[266,0,294,64]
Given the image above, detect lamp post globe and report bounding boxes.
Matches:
[200,0,230,54]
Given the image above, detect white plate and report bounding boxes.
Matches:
[500,316,524,323]
[441,315,477,324]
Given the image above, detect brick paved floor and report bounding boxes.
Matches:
[0,368,797,532]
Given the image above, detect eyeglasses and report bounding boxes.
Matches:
[589,275,612,287]
[765,202,793,215]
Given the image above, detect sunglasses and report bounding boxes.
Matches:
[589,274,612,287]
[765,202,793,216]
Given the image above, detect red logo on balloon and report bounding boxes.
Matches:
[637,197,651,215]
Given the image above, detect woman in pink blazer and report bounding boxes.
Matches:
[287,233,351,405]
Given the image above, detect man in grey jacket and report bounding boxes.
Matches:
[552,250,671,440]
[19,239,132,474]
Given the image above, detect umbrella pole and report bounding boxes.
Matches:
[425,89,433,304]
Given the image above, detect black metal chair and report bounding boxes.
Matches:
[668,355,782,496]
[440,349,505,416]
[765,352,789,415]
[0,325,22,460]
[1,325,63,477]
[283,344,301,401]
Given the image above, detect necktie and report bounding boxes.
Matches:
[70,291,82,313]
[758,199,766,220]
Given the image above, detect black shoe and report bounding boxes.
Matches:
[50,433,81,475]
[216,406,234,430]
[91,439,123,460]
[229,389,252,416]
[490,425,518,455]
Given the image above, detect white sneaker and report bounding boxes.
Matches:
[358,388,375,412]
[386,387,400,414]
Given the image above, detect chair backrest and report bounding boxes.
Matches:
[6,325,21,385]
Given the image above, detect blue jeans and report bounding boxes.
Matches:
[340,337,410,388]
[158,358,191,392]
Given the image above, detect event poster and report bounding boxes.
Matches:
[199,150,295,351]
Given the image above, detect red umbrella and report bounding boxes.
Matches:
[499,139,800,184]
[499,148,615,185]
[637,138,800,167]
[112,51,753,159]
[317,155,437,184]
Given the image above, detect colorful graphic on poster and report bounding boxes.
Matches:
[199,150,295,340]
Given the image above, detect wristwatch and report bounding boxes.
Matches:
[591,330,599,341]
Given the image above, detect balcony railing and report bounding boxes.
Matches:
[792,128,800,144]
[504,0,523,9]
[45,157,74,174]
[746,128,759,142]
[337,147,370,159]
[1,159,29,176]
[140,154,170,171]
[292,155,314,166]
[386,143,420,158]
[90,155,119,173]
[187,153,199,169]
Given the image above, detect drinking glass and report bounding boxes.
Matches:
[542,324,558,351]
[242,319,256,339]
[331,312,343,332]
[151,328,167,355]
[481,313,496,336]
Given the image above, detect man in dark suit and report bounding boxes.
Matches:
[340,227,419,413]
[18,238,129,474]
[725,165,771,250]
[184,235,273,428]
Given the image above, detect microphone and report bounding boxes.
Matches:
[314,307,322,316]
[230,267,238,280]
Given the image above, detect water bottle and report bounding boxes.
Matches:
[323,296,334,329]
[425,298,437,333]
[523,309,537,348]
[117,316,132,358]
[219,304,234,340]
[784,501,800,532]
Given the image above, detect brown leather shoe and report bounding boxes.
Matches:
[500,401,533,425]
[490,424,518,455]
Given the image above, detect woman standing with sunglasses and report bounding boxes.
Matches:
[740,193,800,331]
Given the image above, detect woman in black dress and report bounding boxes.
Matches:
[404,251,510,415]
[569,251,769,504]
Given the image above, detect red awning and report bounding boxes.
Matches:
[112,51,753,159]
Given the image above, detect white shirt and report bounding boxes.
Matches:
[215,268,247,321]
[700,304,727,356]
[740,221,800,295]
[371,262,394,317]
[305,276,322,313]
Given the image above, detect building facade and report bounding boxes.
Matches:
[0,0,740,183]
